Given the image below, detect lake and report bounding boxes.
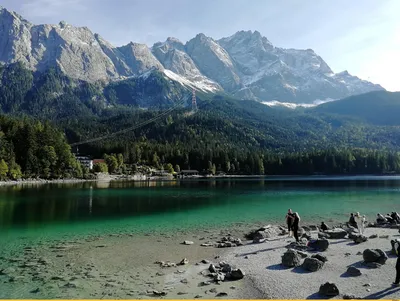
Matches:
[1,176,400,251]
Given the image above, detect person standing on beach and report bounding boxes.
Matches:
[392,239,400,287]
[292,212,301,242]
[354,212,364,235]
[348,213,358,228]
[285,209,294,237]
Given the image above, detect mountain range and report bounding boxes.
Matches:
[0,6,385,104]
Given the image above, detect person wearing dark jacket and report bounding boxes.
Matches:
[285,209,294,237]
[348,213,358,228]
[320,222,329,231]
[292,212,301,242]
[391,239,400,286]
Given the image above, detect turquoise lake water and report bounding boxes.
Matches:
[0,176,400,251]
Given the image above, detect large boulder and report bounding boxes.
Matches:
[312,254,328,263]
[325,229,348,239]
[227,269,245,280]
[363,249,388,264]
[308,239,329,251]
[318,232,330,239]
[302,257,324,272]
[346,266,362,276]
[281,249,301,267]
[246,225,280,241]
[319,282,339,297]
[353,235,368,244]
[286,241,309,251]
[296,250,309,258]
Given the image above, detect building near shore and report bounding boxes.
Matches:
[179,170,199,177]
[75,156,93,170]
[93,159,105,165]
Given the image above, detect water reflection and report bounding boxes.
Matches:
[0,177,399,231]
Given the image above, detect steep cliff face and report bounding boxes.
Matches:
[0,7,120,82]
[218,30,383,102]
[0,6,384,103]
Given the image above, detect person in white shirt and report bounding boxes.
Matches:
[354,212,365,235]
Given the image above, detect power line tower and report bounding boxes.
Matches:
[191,89,198,112]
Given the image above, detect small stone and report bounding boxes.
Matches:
[201,259,210,264]
[353,235,368,244]
[216,292,228,297]
[201,281,212,286]
[209,288,218,293]
[209,264,217,273]
[343,294,357,299]
[30,288,40,294]
[0,267,16,275]
[369,234,378,239]
[363,283,371,287]
[152,290,167,296]
[183,241,194,245]
[96,245,106,248]
[366,289,371,292]
[347,266,362,276]
[228,269,245,280]
[64,281,78,288]
[194,295,202,298]
[179,258,189,265]
[180,278,189,284]
[319,282,339,296]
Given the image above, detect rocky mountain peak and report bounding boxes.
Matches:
[0,5,385,103]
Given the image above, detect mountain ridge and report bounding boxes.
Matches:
[0,6,385,104]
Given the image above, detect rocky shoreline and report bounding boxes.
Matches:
[1,222,400,299]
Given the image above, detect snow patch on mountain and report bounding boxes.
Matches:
[262,98,336,109]
[163,69,220,92]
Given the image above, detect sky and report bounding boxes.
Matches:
[2,0,400,91]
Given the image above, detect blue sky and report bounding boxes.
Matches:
[2,0,399,91]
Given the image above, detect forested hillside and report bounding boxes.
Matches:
[1,63,400,177]
[0,115,84,180]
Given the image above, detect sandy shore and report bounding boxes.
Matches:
[0,224,400,299]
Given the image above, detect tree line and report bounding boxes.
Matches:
[0,115,84,180]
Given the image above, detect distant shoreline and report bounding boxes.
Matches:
[1,173,400,187]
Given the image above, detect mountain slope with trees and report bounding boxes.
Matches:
[1,64,400,177]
